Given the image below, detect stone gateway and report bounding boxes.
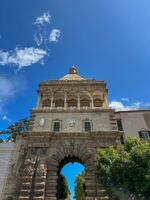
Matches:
[2,67,122,200]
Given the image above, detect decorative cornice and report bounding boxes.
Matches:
[39,80,106,87]
[23,130,122,138]
[31,108,112,113]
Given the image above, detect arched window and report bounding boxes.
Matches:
[94,98,103,107]
[55,99,64,107]
[67,99,77,107]
[42,99,51,107]
[80,98,90,107]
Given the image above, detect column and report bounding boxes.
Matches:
[64,93,67,110]
[50,94,54,110]
[36,91,42,108]
[77,95,80,110]
[104,93,109,108]
[36,94,40,108]
[91,97,94,109]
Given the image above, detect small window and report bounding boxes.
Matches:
[85,122,91,132]
[139,130,150,141]
[53,122,60,132]
[117,119,123,131]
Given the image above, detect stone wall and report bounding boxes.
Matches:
[0,143,15,199]
[1,130,121,200]
[31,110,118,132]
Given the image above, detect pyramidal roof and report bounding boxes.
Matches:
[59,66,86,81]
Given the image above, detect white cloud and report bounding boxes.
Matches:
[2,115,11,122]
[109,101,126,111]
[49,29,61,42]
[0,76,27,114]
[133,101,141,107]
[34,12,51,25]
[143,102,150,107]
[109,100,150,111]
[121,97,129,102]
[33,33,44,46]
[0,47,47,69]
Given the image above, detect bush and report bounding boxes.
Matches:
[96,137,150,200]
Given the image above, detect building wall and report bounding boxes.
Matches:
[116,110,150,137]
[0,143,15,199]
[32,110,117,132]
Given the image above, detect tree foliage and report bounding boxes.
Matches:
[97,137,150,200]
[58,174,70,200]
[0,118,30,142]
[74,171,86,200]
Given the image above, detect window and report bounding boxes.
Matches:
[42,99,51,107]
[139,129,150,141]
[67,99,77,107]
[117,119,123,131]
[83,119,93,132]
[84,122,91,132]
[80,98,90,107]
[93,98,103,107]
[52,119,62,132]
[53,122,60,132]
[55,99,64,108]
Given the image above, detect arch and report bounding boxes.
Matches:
[92,91,104,107]
[55,98,64,108]
[80,97,91,107]
[45,144,97,200]
[57,156,85,200]
[53,92,65,108]
[67,98,77,107]
[93,98,103,107]
[42,98,51,107]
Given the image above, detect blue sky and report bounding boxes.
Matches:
[0,0,150,198]
[61,162,84,200]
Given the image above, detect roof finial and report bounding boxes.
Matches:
[69,66,77,74]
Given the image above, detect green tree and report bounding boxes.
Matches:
[58,174,70,200]
[0,139,3,143]
[74,172,85,200]
[0,118,30,142]
[96,137,150,200]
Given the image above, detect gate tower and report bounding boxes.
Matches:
[2,67,122,200]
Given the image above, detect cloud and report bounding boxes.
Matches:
[109,101,126,111]
[143,102,150,107]
[121,97,129,102]
[33,12,61,48]
[0,76,27,114]
[0,47,47,69]
[49,29,61,42]
[1,115,11,122]
[109,100,150,111]
[33,33,44,46]
[34,12,51,25]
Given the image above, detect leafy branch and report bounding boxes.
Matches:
[0,118,30,142]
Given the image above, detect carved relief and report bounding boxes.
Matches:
[23,157,37,176]
[37,163,47,176]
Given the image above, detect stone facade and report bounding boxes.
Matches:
[0,143,15,199]
[2,67,122,200]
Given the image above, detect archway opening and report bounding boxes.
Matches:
[57,157,85,200]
